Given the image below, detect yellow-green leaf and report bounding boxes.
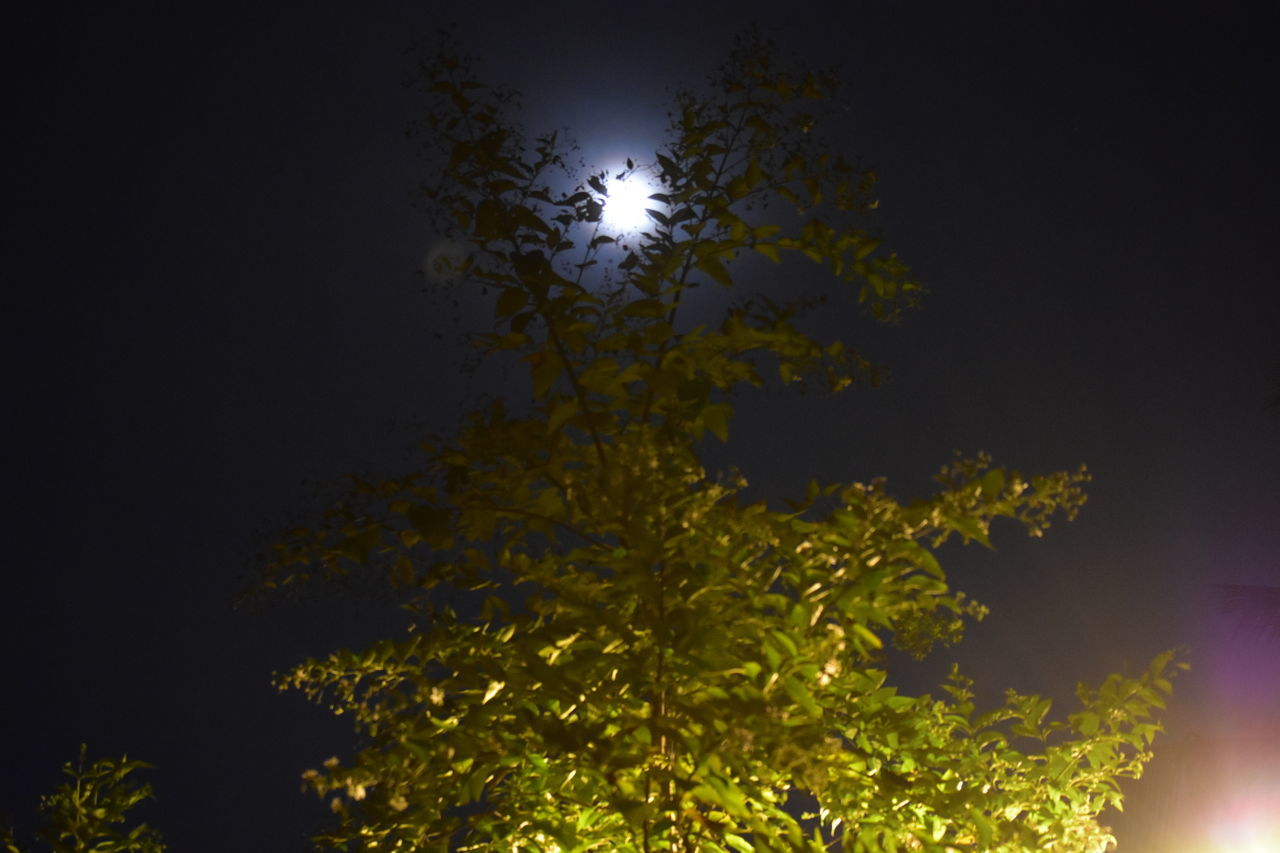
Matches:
[547,398,578,434]
[754,242,781,263]
[696,254,733,287]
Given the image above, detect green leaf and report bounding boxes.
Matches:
[495,286,526,319]
[950,514,991,546]
[405,505,451,548]
[511,206,552,234]
[754,242,781,262]
[980,467,1005,497]
[696,254,733,287]
[852,623,883,650]
[783,675,822,716]
[338,527,380,564]
[482,680,505,704]
[1073,711,1101,736]
[531,353,562,398]
[678,377,712,403]
[547,398,578,434]
[701,404,729,441]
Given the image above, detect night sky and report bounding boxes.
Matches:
[5,3,1278,851]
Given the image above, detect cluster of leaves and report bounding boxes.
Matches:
[261,31,1181,852]
[3,746,165,853]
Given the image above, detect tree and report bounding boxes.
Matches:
[4,746,165,853]
[260,32,1181,852]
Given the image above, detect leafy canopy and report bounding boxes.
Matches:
[4,746,165,853]
[262,31,1181,853]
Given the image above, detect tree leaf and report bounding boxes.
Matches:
[405,505,451,548]
[547,398,578,434]
[495,286,526,319]
[753,243,781,263]
[531,353,562,398]
[696,254,733,287]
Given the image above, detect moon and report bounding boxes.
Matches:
[601,166,662,234]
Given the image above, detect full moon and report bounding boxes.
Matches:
[601,169,662,234]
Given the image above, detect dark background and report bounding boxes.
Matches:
[4,3,1277,850]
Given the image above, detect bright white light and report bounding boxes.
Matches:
[1204,788,1280,853]
[601,169,661,234]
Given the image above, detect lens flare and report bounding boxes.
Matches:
[1205,788,1280,853]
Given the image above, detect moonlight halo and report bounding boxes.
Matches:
[600,164,662,234]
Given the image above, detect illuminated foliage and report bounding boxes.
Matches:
[264,31,1181,852]
[4,746,165,853]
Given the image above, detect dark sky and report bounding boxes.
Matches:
[5,3,1278,850]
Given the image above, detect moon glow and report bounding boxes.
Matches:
[601,169,662,234]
